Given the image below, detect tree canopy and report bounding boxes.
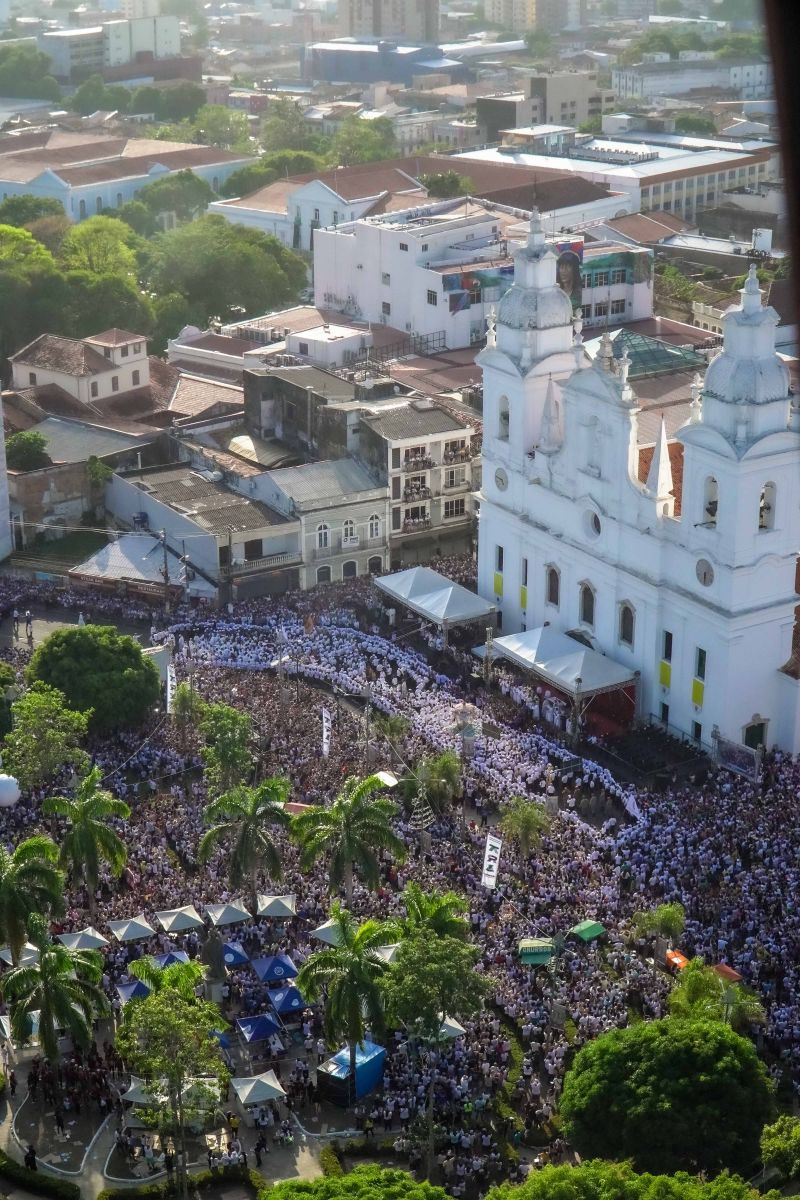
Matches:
[27,625,160,731]
[221,150,327,199]
[560,1018,773,1176]
[270,1166,449,1200]
[0,196,65,227]
[6,429,50,471]
[331,116,396,166]
[3,681,89,792]
[0,43,61,101]
[761,1115,800,1181]
[485,1160,779,1200]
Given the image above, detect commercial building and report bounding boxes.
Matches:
[338,0,439,42]
[38,15,180,81]
[476,209,800,753]
[304,42,466,87]
[526,71,616,129]
[0,129,254,221]
[612,58,772,102]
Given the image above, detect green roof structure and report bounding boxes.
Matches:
[585,328,706,378]
[518,937,556,965]
[569,920,606,942]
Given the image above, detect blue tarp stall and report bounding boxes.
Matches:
[223,942,250,967]
[251,954,298,983]
[268,986,306,1017]
[152,950,190,968]
[116,980,151,1006]
[317,1039,386,1107]
[236,1013,281,1044]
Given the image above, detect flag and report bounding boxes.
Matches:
[481,833,502,889]
[322,707,332,758]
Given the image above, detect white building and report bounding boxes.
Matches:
[38,15,180,79]
[612,58,772,101]
[0,395,12,562]
[476,210,800,754]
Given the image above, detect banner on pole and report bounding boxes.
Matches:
[322,707,332,758]
[481,833,502,889]
[166,663,176,714]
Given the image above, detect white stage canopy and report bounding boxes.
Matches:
[231,1070,286,1106]
[376,567,495,632]
[155,905,205,933]
[489,627,636,699]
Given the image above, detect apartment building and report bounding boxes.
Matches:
[338,0,439,42]
[527,71,616,128]
[612,58,772,102]
[38,15,180,80]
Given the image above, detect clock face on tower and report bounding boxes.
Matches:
[696,559,714,587]
[495,468,508,491]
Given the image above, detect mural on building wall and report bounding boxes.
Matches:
[442,263,515,315]
[581,248,654,290]
[553,238,584,313]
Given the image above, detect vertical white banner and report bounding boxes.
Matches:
[481,833,502,889]
[322,707,332,758]
[166,663,177,714]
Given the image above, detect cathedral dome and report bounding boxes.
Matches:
[497,282,574,331]
[703,349,789,405]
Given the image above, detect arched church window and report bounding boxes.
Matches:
[703,477,718,527]
[546,566,560,608]
[758,482,776,531]
[619,603,635,647]
[580,583,595,627]
[498,395,509,441]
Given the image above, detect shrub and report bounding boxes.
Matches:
[321,1144,345,1176]
[97,1164,262,1200]
[0,1150,81,1200]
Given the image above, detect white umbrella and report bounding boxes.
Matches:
[439,1015,466,1040]
[0,1015,11,1040]
[206,900,251,927]
[58,927,109,951]
[231,1070,286,1106]
[256,895,296,919]
[108,915,156,943]
[310,918,341,946]
[0,943,39,967]
[375,943,400,964]
[154,905,204,933]
[123,1077,159,1106]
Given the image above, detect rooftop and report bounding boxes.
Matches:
[19,416,152,466]
[266,458,385,506]
[460,142,768,183]
[169,375,244,420]
[86,329,144,347]
[69,532,215,594]
[362,401,469,440]
[11,333,110,376]
[583,327,707,378]
[132,466,290,535]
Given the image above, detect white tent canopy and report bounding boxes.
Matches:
[376,567,496,632]
[108,915,156,943]
[206,900,251,927]
[256,895,296,919]
[230,1071,286,1106]
[155,905,205,933]
[0,943,39,966]
[490,627,637,699]
[310,918,341,946]
[123,1077,158,1106]
[375,944,400,964]
[58,927,109,951]
[440,1015,466,1039]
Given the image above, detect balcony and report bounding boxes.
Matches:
[442,447,474,464]
[403,485,432,502]
[442,479,470,493]
[224,551,302,577]
[402,517,432,533]
[402,456,434,472]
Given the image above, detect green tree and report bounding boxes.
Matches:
[560,1017,774,1175]
[485,1160,779,1200]
[296,902,397,1085]
[1,920,108,1060]
[374,712,409,752]
[116,986,228,1197]
[419,172,474,199]
[500,795,551,858]
[6,429,50,470]
[198,778,291,913]
[0,224,57,268]
[129,956,206,998]
[151,291,192,352]
[171,680,204,749]
[271,1167,450,1200]
[192,104,251,150]
[261,97,324,154]
[220,149,326,199]
[0,839,64,964]
[43,766,130,917]
[761,1115,800,1182]
[675,114,718,136]
[667,958,766,1032]
[399,881,469,941]
[0,44,61,101]
[524,30,555,58]
[332,115,396,166]
[632,901,686,945]
[292,774,406,904]
[3,681,90,792]
[138,170,215,222]
[71,73,116,116]
[199,702,253,795]
[0,662,15,738]
[114,199,158,238]
[384,933,490,1174]
[156,81,207,122]
[0,195,65,226]
[60,216,138,277]
[403,750,462,815]
[25,214,71,255]
[27,625,160,731]
[68,270,154,339]
[578,116,603,134]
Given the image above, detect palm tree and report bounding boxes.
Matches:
[43,767,131,917]
[667,958,766,1032]
[632,901,686,948]
[1,921,108,1062]
[374,714,409,754]
[292,774,406,905]
[721,982,767,1033]
[400,881,469,941]
[129,957,206,998]
[500,796,551,858]
[0,837,63,964]
[296,902,397,1088]
[402,751,462,814]
[198,778,291,914]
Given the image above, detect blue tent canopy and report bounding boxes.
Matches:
[319,1040,385,1098]
[236,1013,281,1043]
[223,942,249,967]
[268,986,306,1015]
[251,954,298,983]
[212,1029,231,1049]
[152,950,190,968]
[117,980,151,1005]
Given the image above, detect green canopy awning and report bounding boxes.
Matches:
[518,937,556,965]
[569,920,606,942]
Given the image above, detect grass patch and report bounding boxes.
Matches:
[19,531,109,565]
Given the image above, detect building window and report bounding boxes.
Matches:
[382,302,391,316]
[79,199,86,219]
[446,466,466,488]
[610,268,626,285]
[580,583,595,627]
[134,343,142,353]
[382,272,391,285]
[368,555,382,573]
[28,372,36,385]
[317,523,329,549]
[96,196,102,214]
[469,284,481,305]
[421,243,428,251]
[313,208,320,221]
[132,370,140,386]
[619,602,635,646]
[695,647,707,680]
[116,192,123,208]
[660,702,669,725]
[317,565,331,584]
[758,481,776,530]
[521,557,528,587]
[495,545,504,573]
[332,211,339,225]
[342,560,357,579]
[111,376,119,392]
[90,381,98,398]
[444,498,466,519]
[298,342,309,356]
[703,476,718,526]
[368,513,380,539]
[546,565,560,608]
[343,518,356,542]
[610,298,626,315]
[399,242,408,251]
[692,721,702,742]
[595,270,609,287]
[663,630,673,661]
[427,290,438,306]
[594,302,609,318]
[498,395,509,441]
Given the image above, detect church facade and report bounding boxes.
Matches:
[476,211,800,754]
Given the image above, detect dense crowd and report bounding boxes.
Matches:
[0,569,798,1186]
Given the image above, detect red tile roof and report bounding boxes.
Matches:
[11,334,110,376]
[638,440,684,516]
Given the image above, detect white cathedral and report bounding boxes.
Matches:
[476,209,800,755]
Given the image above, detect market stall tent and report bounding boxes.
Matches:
[518,937,556,965]
[317,1040,386,1107]
[268,986,306,1016]
[231,1071,286,1106]
[251,954,298,983]
[375,567,496,640]
[108,915,156,943]
[310,918,341,946]
[155,905,204,933]
[236,1013,281,1044]
[256,895,296,919]
[58,927,109,951]
[206,900,251,927]
[223,941,249,967]
[569,920,606,942]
